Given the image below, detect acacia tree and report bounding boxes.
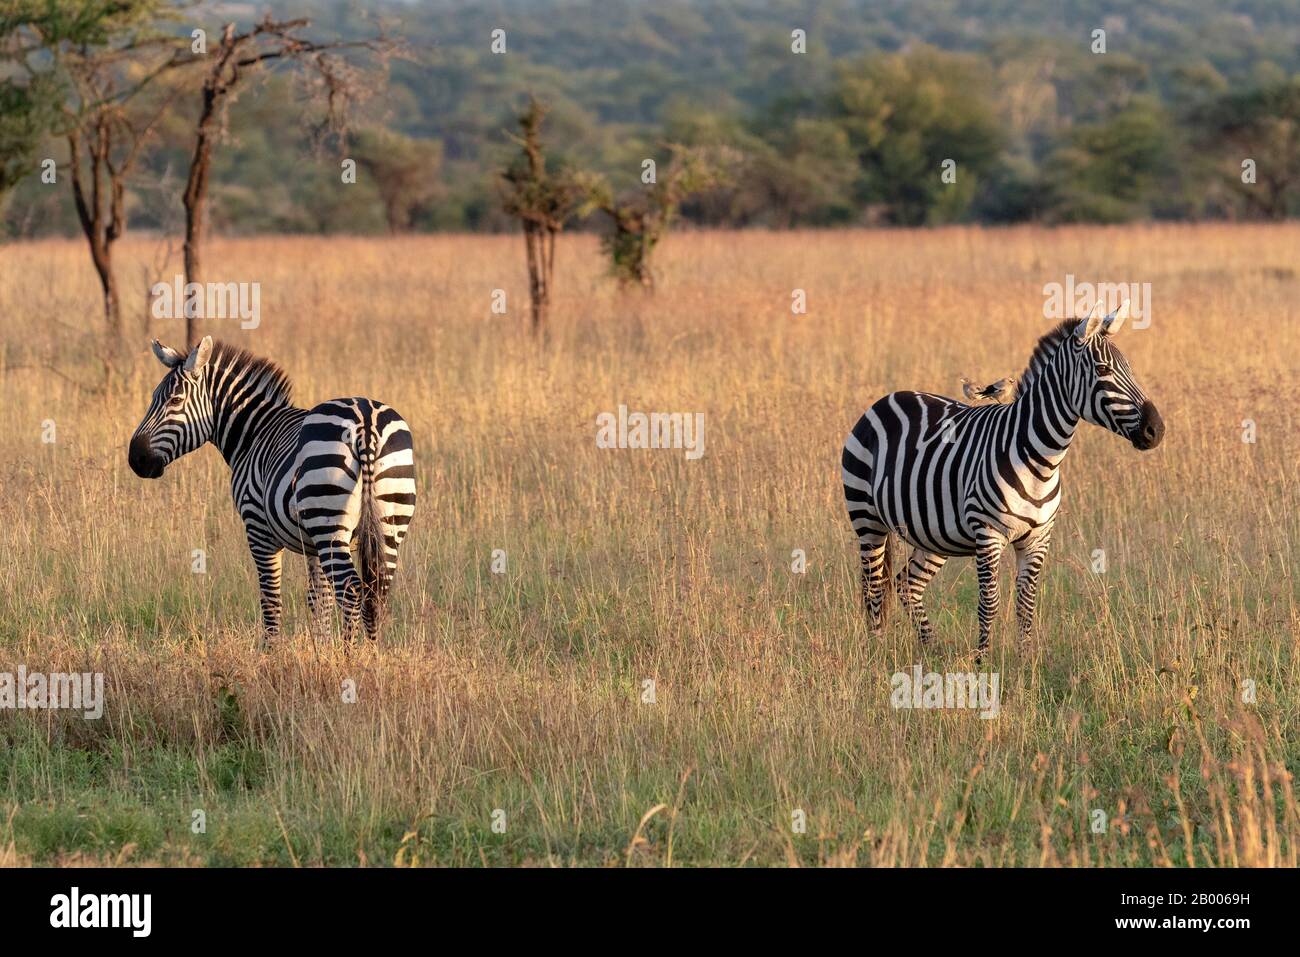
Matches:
[1,0,191,335]
[66,68,187,336]
[579,145,731,289]
[499,97,581,333]
[180,16,394,345]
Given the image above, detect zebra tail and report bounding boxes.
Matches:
[355,428,387,618]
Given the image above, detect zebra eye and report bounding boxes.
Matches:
[1095,362,1112,376]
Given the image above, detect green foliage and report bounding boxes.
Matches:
[352,128,443,233]
[1196,79,1300,219]
[0,0,167,47]
[3,0,1300,234]
[1043,100,1177,222]
[831,47,1004,225]
[580,144,734,287]
[0,74,63,205]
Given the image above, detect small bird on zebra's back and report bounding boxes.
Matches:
[841,301,1164,661]
[128,337,417,647]
[960,376,1017,404]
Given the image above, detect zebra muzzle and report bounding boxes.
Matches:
[128,436,166,479]
[1131,401,1165,451]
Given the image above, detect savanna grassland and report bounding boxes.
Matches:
[0,225,1297,866]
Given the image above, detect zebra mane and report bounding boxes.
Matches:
[210,341,294,406]
[1014,319,1077,399]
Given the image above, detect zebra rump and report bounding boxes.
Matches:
[292,397,416,637]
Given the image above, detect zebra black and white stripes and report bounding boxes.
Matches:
[129,337,416,644]
[842,303,1163,658]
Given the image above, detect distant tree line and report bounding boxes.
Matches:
[3,0,1299,251]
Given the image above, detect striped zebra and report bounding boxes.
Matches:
[128,336,417,645]
[841,302,1163,659]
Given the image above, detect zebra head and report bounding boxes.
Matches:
[1070,303,1164,451]
[128,337,216,479]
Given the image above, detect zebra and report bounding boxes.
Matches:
[128,336,417,645]
[841,302,1164,659]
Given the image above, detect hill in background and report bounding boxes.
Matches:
[4,0,1299,235]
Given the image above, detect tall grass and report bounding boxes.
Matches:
[0,224,1296,865]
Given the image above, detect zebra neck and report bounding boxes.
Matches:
[1009,363,1080,468]
[208,376,302,466]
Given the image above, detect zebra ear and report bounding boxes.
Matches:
[184,336,214,374]
[152,339,184,368]
[1101,300,1130,336]
[1072,308,1106,341]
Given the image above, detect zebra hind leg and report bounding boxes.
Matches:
[853,525,892,631]
[896,548,947,646]
[315,538,364,641]
[355,488,393,643]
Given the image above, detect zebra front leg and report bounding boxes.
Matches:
[249,546,284,649]
[896,548,947,646]
[306,553,332,640]
[1013,533,1052,644]
[974,529,1007,664]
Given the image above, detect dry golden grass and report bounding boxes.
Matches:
[0,224,1297,866]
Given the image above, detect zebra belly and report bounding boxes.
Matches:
[978,493,1061,545]
[875,489,979,557]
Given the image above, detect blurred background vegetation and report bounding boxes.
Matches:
[3,0,1299,238]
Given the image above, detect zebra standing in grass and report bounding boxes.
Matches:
[129,337,417,645]
[841,303,1164,659]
